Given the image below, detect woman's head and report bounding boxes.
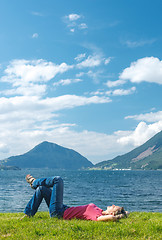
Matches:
[105,205,127,217]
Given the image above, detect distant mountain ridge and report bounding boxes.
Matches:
[1,131,162,171]
[93,130,162,170]
[0,141,93,170]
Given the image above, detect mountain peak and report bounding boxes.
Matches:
[95,130,162,170]
[1,141,93,170]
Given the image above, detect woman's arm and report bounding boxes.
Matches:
[97,215,117,221]
[97,213,126,222]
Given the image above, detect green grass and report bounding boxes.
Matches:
[0,212,161,240]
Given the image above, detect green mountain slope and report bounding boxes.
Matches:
[0,141,93,170]
[94,130,162,170]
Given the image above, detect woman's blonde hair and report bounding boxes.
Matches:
[114,207,127,217]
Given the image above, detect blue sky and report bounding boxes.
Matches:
[0,0,162,164]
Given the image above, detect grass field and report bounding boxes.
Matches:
[0,212,161,239]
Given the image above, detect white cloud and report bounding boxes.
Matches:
[51,95,110,110]
[89,86,136,97]
[87,70,103,83]
[125,111,162,123]
[89,89,105,96]
[67,22,76,28]
[0,95,110,115]
[63,13,88,33]
[76,70,103,83]
[76,50,111,69]
[112,87,136,96]
[32,33,39,38]
[76,72,84,77]
[105,91,111,96]
[2,83,47,96]
[120,57,162,84]
[70,28,75,32]
[67,14,81,21]
[104,58,111,65]
[75,53,86,62]
[124,39,156,48]
[117,110,162,149]
[0,142,9,153]
[106,79,126,88]
[49,129,128,163]
[104,87,136,96]
[77,54,104,68]
[0,56,145,164]
[1,59,73,96]
[118,121,162,147]
[53,78,82,87]
[78,23,88,29]
[2,59,73,84]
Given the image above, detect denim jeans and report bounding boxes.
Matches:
[24,176,69,218]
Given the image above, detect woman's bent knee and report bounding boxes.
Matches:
[54,176,63,184]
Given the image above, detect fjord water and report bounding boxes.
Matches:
[0,169,161,213]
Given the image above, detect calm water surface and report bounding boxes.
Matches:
[0,169,161,213]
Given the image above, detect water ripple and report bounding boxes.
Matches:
[0,169,162,213]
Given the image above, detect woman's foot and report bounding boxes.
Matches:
[26,174,36,189]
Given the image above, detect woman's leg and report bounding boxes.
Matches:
[49,176,68,218]
[25,176,68,218]
[24,186,52,216]
[32,176,59,189]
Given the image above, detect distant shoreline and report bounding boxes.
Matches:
[0,166,21,170]
[0,166,162,171]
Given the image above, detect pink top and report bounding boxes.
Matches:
[63,203,103,221]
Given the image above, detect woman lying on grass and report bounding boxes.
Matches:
[22,175,129,221]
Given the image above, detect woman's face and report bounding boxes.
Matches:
[105,205,122,215]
